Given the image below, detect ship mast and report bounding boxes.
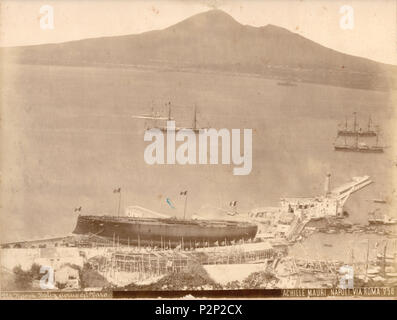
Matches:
[382,241,388,277]
[167,102,172,121]
[368,115,372,132]
[183,193,188,219]
[353,112,357,133]
[180,190,188,219]
[113,187,122,217]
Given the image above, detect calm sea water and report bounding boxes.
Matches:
[290,232,397,263]
[1,64,396,242]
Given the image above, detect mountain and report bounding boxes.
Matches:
[1,10,396,90]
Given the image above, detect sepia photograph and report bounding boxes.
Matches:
[0,0,396,300]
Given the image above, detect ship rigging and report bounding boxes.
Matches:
[334,112,384,153]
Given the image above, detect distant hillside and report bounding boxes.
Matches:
[1,9,396,90]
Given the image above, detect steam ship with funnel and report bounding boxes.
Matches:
[72,206,257,248]
[141,102,207,133]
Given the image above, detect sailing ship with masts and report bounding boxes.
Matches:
[147,101,207,133]
[337,112,377,137]
[334,112,384,153]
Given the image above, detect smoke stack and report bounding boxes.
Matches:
[325,173,331,197]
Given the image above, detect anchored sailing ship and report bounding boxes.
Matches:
[337,112,377,137]
[144,102,207,132]
[334,112,384,153]
[132,100,171,121]
[277,77,297,87]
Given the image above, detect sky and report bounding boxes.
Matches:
[0,0,396,65]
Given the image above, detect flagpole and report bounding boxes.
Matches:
[183,192,188,220]
[117,190,121,217]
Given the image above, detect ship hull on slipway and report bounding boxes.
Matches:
[73,215,258,247]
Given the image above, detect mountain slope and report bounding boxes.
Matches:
[2,10,396,90]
